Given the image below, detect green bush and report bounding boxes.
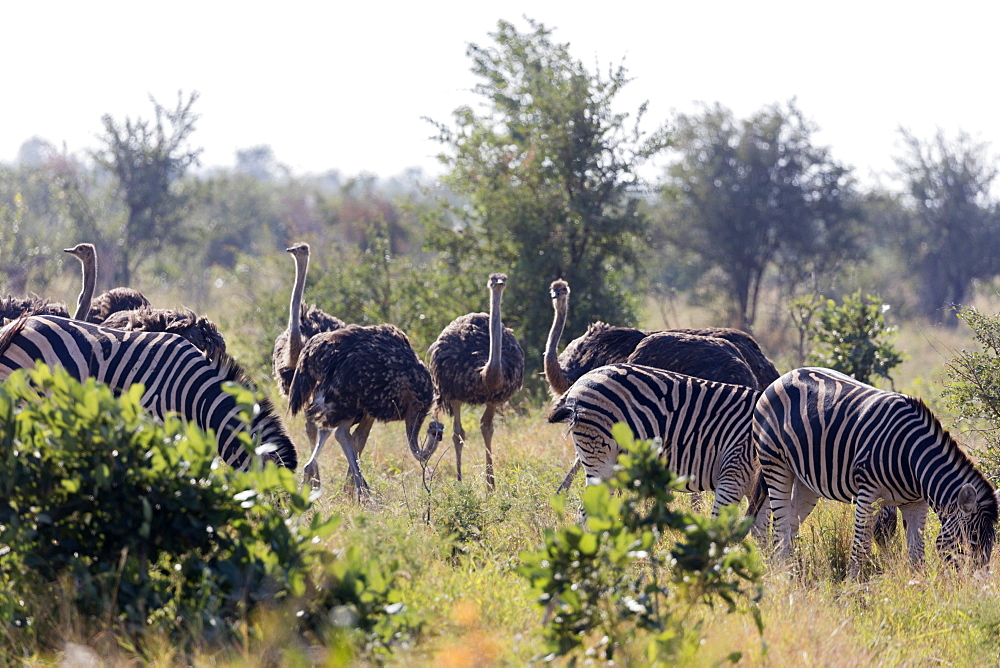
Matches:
[0,363,419,659]
[789,289,904,386]
[944,307,1000,479]
[517,424,762,664]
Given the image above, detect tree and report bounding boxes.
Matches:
[660,101,860,330]
[425,18,669,390]
[94,91,202,286]
[892,129,1000,325]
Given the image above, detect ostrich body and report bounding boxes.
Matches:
[64,243,150,323]
[0,295,70,325]
[428,273,524,490]
[101,307,227,360]
[672,326,780,389]
[288,323,443,496]
[626,332,758,389]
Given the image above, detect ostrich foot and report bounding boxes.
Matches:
[303,460,322,490]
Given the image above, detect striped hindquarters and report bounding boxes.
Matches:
[0,316,295,471]
[548,363,758,500]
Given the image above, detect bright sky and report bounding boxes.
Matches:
[4,1,999,187]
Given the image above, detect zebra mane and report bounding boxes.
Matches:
[201,348,297,469]
[905,394,999,518]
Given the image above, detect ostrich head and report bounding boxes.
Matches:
[286,242,310,258]
[64,242,96,264]
[550,279,569,306]
[488,273,507,291]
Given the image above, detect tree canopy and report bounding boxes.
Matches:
[426,18,669,387]
[659,101,860,330]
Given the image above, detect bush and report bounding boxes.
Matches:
[789,289,904,386]
[517,424,762,664]
[944,307,1000,479]
[0,363,419,660]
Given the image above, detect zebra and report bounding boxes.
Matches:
[0,315,297,471]
[547,363,762,521]
[754,367,998,577]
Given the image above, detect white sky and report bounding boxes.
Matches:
[3,1,999,187]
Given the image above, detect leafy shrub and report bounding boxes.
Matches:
[0,363,419,659]
[789,289,904,386]
[944,306,1000,479]
[517,424,762,664]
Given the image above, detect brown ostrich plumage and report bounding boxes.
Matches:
[627,332,758,390]
[101,307,227,361]
[64,243,151,323]
[428,273,524,490]
[0,295,70,325]
[672,327,780,389]
[287,323,443,496]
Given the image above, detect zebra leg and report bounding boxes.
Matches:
[763,464,797,561]
[302,428,332,489]
[555,457,582,494]
[848,489,881,579]
[899,503,929,569]
[712,436,754,515]
[481,403,497,491]
[451,401,465,481]
[335,423,369,502]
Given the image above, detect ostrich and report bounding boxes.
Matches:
[428,273,525,490]
[544,278,778,492]
[101,307,228,361]
[0,295,70,325]
[543,279,780,394]
[272,242,345,445]
[64,243,150,323]
[288,323,444,497]
[543,280,647,396]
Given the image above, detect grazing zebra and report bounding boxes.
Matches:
[0,315,297,471]
[547,363,761,518]
[754,367,998,577]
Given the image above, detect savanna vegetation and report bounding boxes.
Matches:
[5,15,1000,666]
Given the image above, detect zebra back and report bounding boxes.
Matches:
[548,363,759,496]
[0,315,296,471]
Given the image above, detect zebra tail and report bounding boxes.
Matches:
[546,393,575,425]
[0,315,30,358]
[746,471,769,519]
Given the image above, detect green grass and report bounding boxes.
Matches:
[14,290,1000,665]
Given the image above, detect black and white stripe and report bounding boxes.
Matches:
[0,315,296,471]
[548,363,760,514]
[754,367,997,576]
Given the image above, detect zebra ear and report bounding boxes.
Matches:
[957,484,977,515]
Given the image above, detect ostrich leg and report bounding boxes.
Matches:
[451,400,466,481]
[335,423,369,501]
[481,403,497,491]
[343,415,376,494]
[303,428,332,489]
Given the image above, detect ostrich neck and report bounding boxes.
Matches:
[482,288,504,388]
[73,255,97,320]
[544,298,571,395]
[289,254,308,338]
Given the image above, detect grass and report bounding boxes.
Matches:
[13,291,1000,665]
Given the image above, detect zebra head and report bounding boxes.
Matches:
[935,483,998,571]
